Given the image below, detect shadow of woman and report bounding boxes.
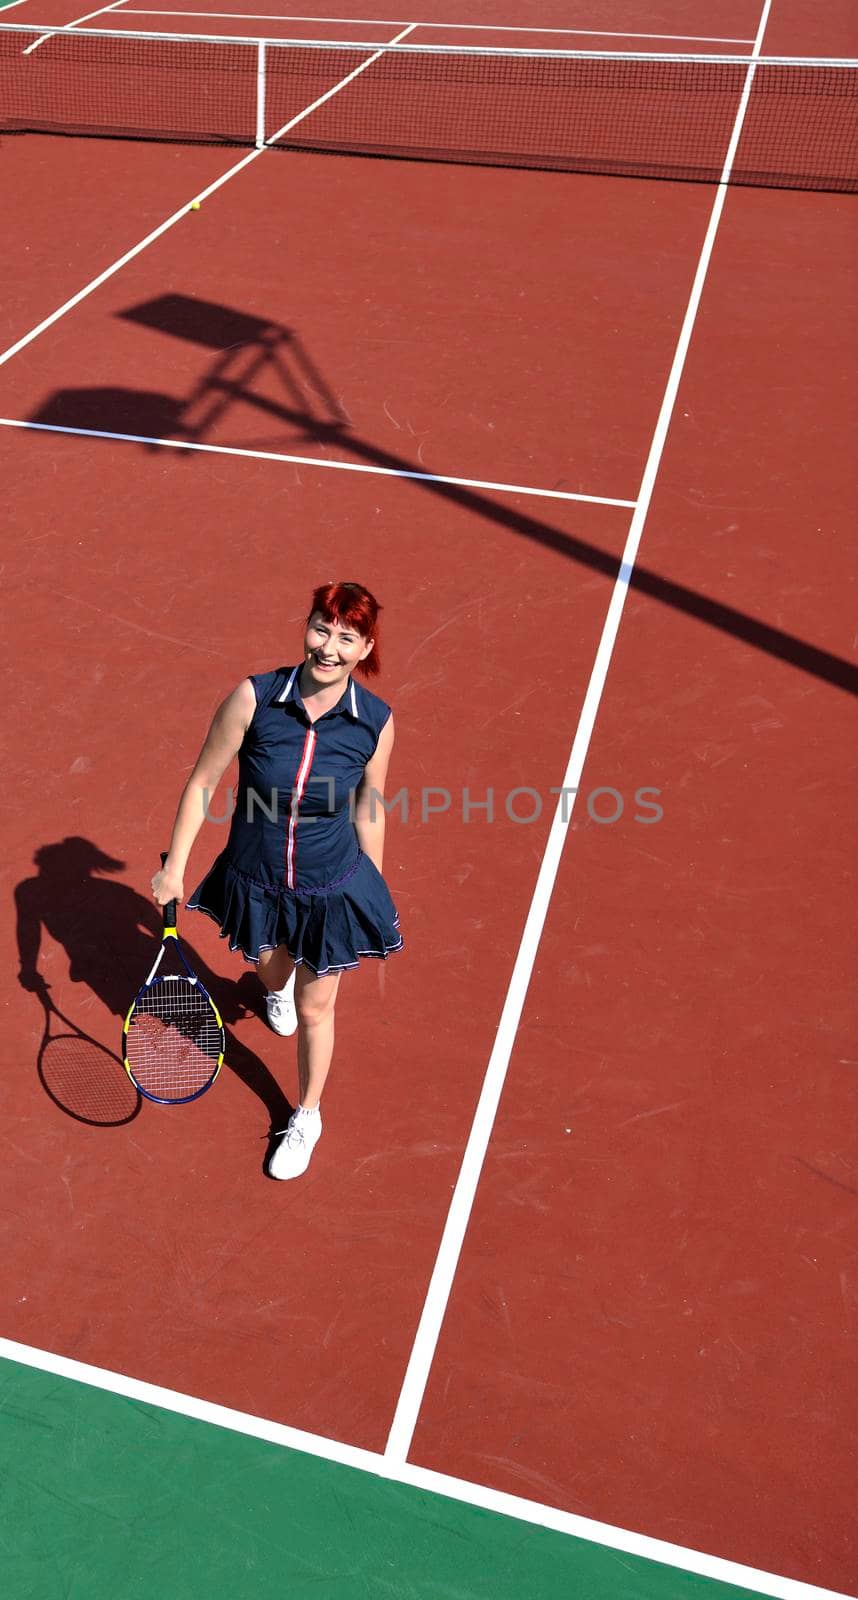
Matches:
[15,838,294,1133]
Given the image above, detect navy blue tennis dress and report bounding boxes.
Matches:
[186,665,403,976]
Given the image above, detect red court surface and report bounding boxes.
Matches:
[409,180,858,1585]
[73,0,857,54]
[2,1,857,1595]
[30,10,757,51]
[23,0,766,40]
[3,436,634,1437]
[1,146,716,497]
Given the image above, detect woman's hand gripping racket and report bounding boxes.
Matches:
[122,854,224,1104]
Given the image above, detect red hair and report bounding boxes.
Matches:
[308,582,382,677]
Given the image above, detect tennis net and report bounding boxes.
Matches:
[1,24,856,191]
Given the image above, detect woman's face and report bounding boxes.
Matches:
[303,612,372,688]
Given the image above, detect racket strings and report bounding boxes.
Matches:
[126,978,223,1098]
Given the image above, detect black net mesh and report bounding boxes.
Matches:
[1,28,258,144]
[1,27,856,190]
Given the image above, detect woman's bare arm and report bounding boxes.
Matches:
[353,715,395,872]
[152,678,256,904]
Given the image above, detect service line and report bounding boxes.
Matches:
[0,419,635,508]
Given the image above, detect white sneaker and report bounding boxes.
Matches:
[265,972,297,1036]
[268,1108,322,1180]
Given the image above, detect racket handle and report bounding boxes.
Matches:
[160,852,178,929]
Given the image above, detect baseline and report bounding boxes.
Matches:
[0,1339,849,1600]
[116,11,758,44]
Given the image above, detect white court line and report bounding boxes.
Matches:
[119,11,757,44]
[0,1337,850,1600]
[0,420,635,507]
[382,0,778,1481]
[1,6,838,1590]
[0,151,263,372]
[0,20,416,374]
[23,0,124,54]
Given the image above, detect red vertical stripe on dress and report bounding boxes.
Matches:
[286,728,316,888]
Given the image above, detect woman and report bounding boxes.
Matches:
[151,581,402,1180]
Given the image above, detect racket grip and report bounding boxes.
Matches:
[160,851,178,929]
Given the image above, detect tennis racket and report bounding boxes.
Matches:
[122,854,224,1105]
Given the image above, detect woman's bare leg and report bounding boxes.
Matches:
[257,947,294,994]
[294,965,342,1109]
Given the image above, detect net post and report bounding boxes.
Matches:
[256,39,266,148]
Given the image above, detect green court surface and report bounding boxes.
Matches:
[2,1355,774,1600]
